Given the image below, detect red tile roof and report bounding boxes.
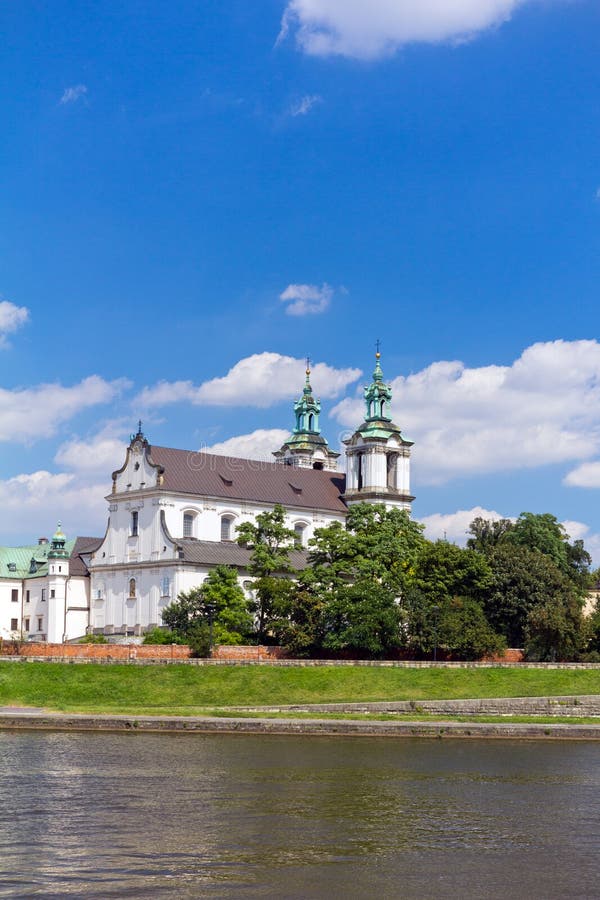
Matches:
[148,446,348,514]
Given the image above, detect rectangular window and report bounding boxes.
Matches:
[41,589,46,601]
[10,618,18,631]
[221,517,232,541]
[183,513,194,538]
[26,590,30,603]
[131,510,139,537]
[161,576,170,598]
[50,589,55,599]
[37,618,43,631]
[24,618,30,632]
[11,589,18,603]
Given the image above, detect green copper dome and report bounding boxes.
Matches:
[48,522,69,559]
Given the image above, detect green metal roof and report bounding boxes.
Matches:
[0,539,77,580]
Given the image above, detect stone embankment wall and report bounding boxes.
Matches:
[268,696,600,717]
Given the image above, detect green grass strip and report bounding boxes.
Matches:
[0,661,599,714]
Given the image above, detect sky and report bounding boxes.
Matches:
[1,0,600,559]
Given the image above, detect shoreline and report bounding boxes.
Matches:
[2,710,600,740]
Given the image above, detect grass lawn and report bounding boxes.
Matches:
[0,662,599,716]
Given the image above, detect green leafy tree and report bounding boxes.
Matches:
[485,544,576,647]
[162,565,252,655]
[437,596,505,661]
[466,517,514,554]
[504,512,591,588]
[281,504,425,658]
[321,580,404,658]
[236,504,296,642]
[308,504,426,595]
[403,541,497,658]
[408,540,493,605]
[524,591,585,661]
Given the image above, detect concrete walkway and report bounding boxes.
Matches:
[1,709,600,740]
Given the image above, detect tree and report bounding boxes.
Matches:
[162,565,252,655]
[408,540,493,605]
[236,504,297,642]
[504,512,591,588]
[466,517,514,554]
[485,544,576,647]
[321,580,404,658]
[524,591,585,661]
[308,503,426,596]
[280,504,425,658]
[403,541,498,658]
[437,596,505,661]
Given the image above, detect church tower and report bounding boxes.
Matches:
[47,523,70,643]
[273,362,340,471]
[343,349,414,510]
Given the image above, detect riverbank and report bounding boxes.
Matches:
[1,709,600,740]
[1,661,600,715]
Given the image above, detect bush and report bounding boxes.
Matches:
[142,627,184,645]
[78,634,108,644]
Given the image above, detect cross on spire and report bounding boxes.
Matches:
[375,338,381,357]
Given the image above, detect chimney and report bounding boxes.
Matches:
[38,537,49,545]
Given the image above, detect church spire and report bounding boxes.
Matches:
[272,359,340,471]
[364,342,392,422]
[342,344,415,512]
[294,358,320,434]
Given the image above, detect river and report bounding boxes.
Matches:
[0,732,598,898]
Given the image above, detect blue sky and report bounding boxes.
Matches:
[1,0,600,557]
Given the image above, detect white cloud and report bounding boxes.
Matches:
[0,376,128,444]
[60,84,88,105]
[280,283,333,316]
[205,428,291,460]
[0,300,29,348]
[289,94,323,116]
[279,0,533,59]
[137,352,361,409]
[54,422,128,475]
[419,506,508,544]
[0,470,108,542]
[332,340,600,484]
[564,461,600,489]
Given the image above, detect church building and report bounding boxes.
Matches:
[0,352,415,641]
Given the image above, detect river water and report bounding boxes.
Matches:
[0,732,598,898]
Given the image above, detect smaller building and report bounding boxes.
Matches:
[0,527,100,643]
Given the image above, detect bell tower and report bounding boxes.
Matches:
[273,360,340,471]
[47,523,70,643]
[343,347,414,510]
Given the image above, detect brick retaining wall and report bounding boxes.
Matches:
[210,645,289,661]
[0,641,191,661]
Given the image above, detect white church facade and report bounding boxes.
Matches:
[0,353,415,642]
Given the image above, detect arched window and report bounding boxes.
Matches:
[221,515,234,541]
[387,452,398,489]
[131,511,139,537]
[294,523,307,548]
[380,400,386,418]
[128,578,136,598]
[183,512,195,538]
[357,452,364,491]
[308,413,315,431]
